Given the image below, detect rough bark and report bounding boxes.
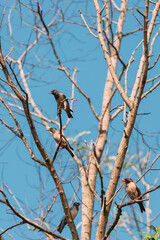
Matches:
[81,1,128,239]
[96,1,149,238]
[0,47,79,240]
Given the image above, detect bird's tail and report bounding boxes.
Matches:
[138,202,145,213]
[57,224,63,233]
[67,147,74,157]
[66,109,73,118]
[57,218,67,233]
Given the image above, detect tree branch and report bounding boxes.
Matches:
[103,183,160,239]
[37,2,99,120]
[0,42,79,240]
[0,190,69,240]
[93,0,132,110]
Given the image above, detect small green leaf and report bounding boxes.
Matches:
[79,146,86,150]
[150,225,157,232]
[123,162,136,169]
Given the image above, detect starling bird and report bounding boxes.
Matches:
[47,127,74,157]
[49,90,73,118]
[57,202,82,233]
[122,178,145,213]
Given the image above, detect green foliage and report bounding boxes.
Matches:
[123,162,136,169]
[143,226,160,240]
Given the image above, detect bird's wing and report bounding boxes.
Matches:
[64,98,70,109]
[59,93,66,103]
[55,93,65,106]
[136,185,142,198]
[53,131,61,144]
[62,135,73,149]
[70,205,78,219]
[126,182,137,200]
[57,216,67,233]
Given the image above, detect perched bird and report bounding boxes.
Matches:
[122,178,145,213]
[47,127,74,157]
[57,202,82,233]
[49,90,73,118]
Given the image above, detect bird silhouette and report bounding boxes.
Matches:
[49,90,73,118]
[57,202,82,233]
[122,178,145,213]
[47,127,74,157]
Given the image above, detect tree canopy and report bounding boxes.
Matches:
[0,1,160,240]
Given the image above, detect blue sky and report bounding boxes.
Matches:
[0,0,160,239]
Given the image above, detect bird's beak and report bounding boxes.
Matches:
[49,91,52,94]
[78,203,82,205]
[47,128,51,131]
[122,179,125,182]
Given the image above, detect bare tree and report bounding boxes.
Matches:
[0,0,160,239]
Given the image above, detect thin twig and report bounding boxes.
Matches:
[141,80,160,99]
[0,0,7,28]
[148,53,160,70]
[51,112,63,164]
[0,221,24,237]
[0,190,69,240]
[79,10,98,38]
[37,2,99,120]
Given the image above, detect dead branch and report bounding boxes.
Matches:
[0,190,69,240]
[0,41,79,240]
[37,2,99,121]
[79,10,98,38]
[0,222,24,237]
[103,183,160,239]
[93,0,132,109]
[0,95,46,166]
[148,53,160,70]
[142,80,160,99]
[0,0,7,28]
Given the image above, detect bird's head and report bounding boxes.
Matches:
[122,178,133,185]
[49,90,58,95]
[47,127,56,133]
[73,202,82,208]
